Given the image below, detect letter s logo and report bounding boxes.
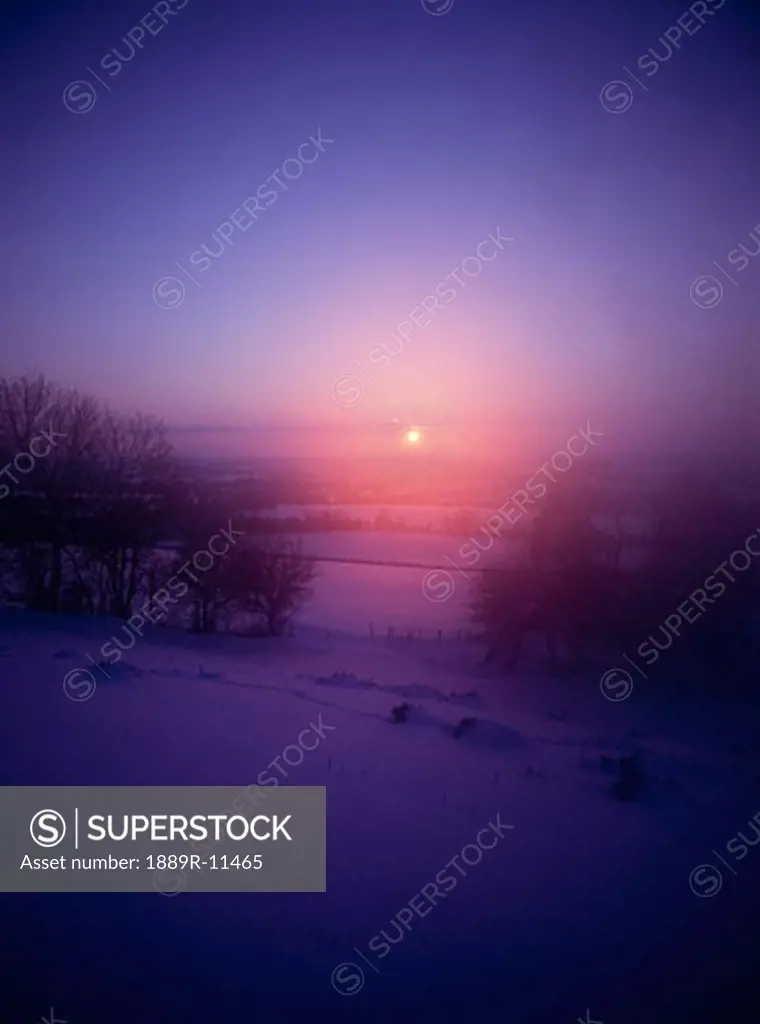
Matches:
[30,809,66,848]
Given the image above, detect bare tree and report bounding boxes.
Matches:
[75,412,174,617]
[0,375,176,616]
[476,488,625,674]
[168,496,239,633]
[0,374,101,610]
[229,538,317,636]
[0,372,54,454]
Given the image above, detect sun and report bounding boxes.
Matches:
[403,428,422,446]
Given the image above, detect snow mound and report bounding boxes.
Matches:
[314,670,377,689]
[98,660,142,682]
[446,715,526,751]
[313,670,481,709]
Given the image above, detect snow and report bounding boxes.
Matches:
[1,605,760,1023]
[280,529,518,634]
[266,503,497,529]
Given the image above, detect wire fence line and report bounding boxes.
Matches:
[156,543,512,574]
[274,553,503,573]
[366,623,480,643]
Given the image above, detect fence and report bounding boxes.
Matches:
[367,623,481,643]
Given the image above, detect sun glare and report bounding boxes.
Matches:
[403,428,422,445]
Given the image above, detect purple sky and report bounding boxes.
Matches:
[1,0,759,456]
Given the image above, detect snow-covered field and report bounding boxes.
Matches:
[266,503,496,529]
[1,606,760,1023]
[282,527,643,634]
[294,530,496,634]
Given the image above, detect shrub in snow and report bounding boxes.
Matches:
[197,665,224,679]
[613,753,643,802]
[98,659,140,682]
[391,702,411,723]
[315,671,376,689]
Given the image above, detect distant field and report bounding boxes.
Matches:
[286,530,519,636]
[263,503,498,530]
